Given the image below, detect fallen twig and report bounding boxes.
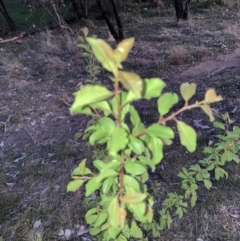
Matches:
[4,115,12,132]
[0,24,58,44]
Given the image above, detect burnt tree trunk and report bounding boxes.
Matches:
[80,0,87,18]
[70,0,88,19]
[70,0,82,20]
[174,0,191,21]
[95,0,124,43]
[110,0,124,41]
[0,0,16,30]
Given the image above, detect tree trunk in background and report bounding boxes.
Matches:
[70,0,88,19]
[174,0,191,21]
[81,0,88,18]
[96,0,124,43]
[70,0,82,20]
[0,0,16,30]
[110,0,124,41]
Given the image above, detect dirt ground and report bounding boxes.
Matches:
[1,1,240,240]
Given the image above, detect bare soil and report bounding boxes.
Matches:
[1,1,240,240]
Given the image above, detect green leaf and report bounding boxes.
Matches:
[146,204,153,222]
[133,122,145,135]
[139,156,155,171]
[69,105,92,115]
[125,162,147,176]
[129,106,141,126]
[89,128,108,145]
[180,83,196,102]
[108,127,128,156]
[131,220,143,238]
[121,103,130,120]
[203,179,212,189]
[176,207,184,218]
[233,126,240,134]
[206,163,215,171]
[70,85,113,113]
[203,147,213,154]
[148,137,164,165]
[96,169,118,183]
[128,135,145,155]
[78,35,85,43]
[90,101,112,116]
[114,38,135,63]
[195,173,203,181]
[89,227,101,236]
[87,38,116,73]
[140,171,149,183]
[101,161,120,172]
[177,171,187,179]
[118,71,143,97]
[85,208,97,217]
[101,222,111,231]
[157,93,178,116]
[177,121,197,152]
[85,125,99,132]
[147,124,174,139]
[124,175,140,192]
[99,196,115,209]
[117,234,128,241]
[72,167,82,176]
[143,78,166,99]
[93,160,106,171]
[110,95,118,116]
[77,43,89,51]
[74,132,82,140]
[110,91,130,116]
[86,177,101,196]
[108,226,120,239]
[123,193,147,204]
[78,158,87,175]
[108,197,120,227]
[190,193,197,207]
[126,90,141,103]
[215,167,228,180]
[86,215,98,224]
[94,212,108,228]
[213,121,225,130]
[159,209,173,230]
[99,117,116,128]
[83,168,93,175]
[128,202,147,222]
[102,177,114,194]
[67,180,84,192]
[82,52,91,58]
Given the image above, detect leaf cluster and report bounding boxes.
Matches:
[78,27,101,84]
[67,36,225,240]
[176,116,240,209]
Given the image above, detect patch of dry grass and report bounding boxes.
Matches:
[168,45,191,65]
[46,56,68,70]
[192,45,211,61]
[224,24,240,39]
[39,30,62,54]
[0,56,23,78]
